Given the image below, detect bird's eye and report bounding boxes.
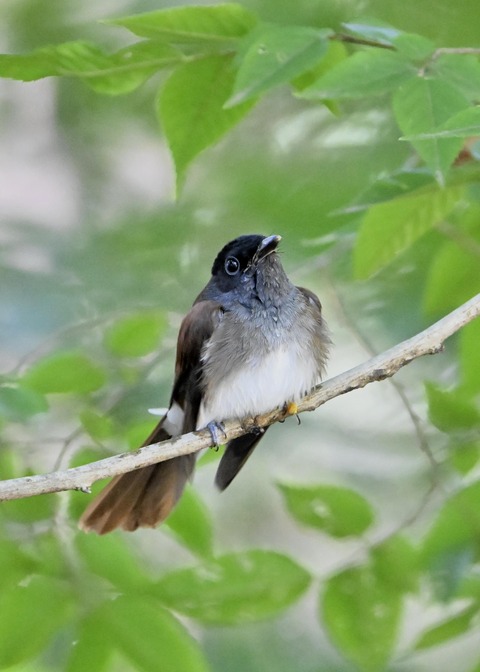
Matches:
[224,256,240,275]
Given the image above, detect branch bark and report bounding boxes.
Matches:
[1,293,479,502]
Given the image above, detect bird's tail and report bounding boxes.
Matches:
[79,423,195,534]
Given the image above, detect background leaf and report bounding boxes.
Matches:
[154,550,311,624]
[22,351,106,394]
[300,49,415,100]
[322,563,402,672]
[104,310,167,357]
[354,183,463,278]
[278,482,374,537]
[227,25,330,106]
[158,54,256,189]
[108,4,257,43]
[164,484,214,558]
[0,576,72,668]
[99,595,210,672]
[393,77,469,181]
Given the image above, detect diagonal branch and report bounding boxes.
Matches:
[0,293,479,502]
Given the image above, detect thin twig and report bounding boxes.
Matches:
[0,293,479,502]
[330,33,396,51]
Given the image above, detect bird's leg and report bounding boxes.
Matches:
[206,421,227,450]
[280,401,301,425]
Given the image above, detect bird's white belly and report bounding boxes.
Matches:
[196,345,318,429]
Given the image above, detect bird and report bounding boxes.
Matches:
[79,234,330,534]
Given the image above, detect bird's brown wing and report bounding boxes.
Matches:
[79,301,223,534]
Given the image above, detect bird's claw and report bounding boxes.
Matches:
[207,421,227,450]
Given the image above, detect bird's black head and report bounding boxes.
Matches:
[198,234,289,308]
[211,233,281,280]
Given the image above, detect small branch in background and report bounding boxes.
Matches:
[0,293,479,503]
[330,33,396,51]
[324,274,438,475]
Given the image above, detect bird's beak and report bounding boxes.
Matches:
[253,235,282,263]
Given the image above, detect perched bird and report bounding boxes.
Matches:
[80,234,330,534]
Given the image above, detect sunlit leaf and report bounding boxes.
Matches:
[278,482,374,537]
[165,485,214,558]
[300,49,415,100]
[0,576,72,668]
[107,3,257,43]
[158,54,256,189]
[354,183,463,278]
[322,563,402,672]
[414,605,478,650]
[393,77,468,181]
[154,550,311,624]
[104,310,167,357]
[22,351,106,394]
[226,25,330,107]
[99,595,209,672]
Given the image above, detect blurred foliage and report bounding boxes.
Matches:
[0,1,480,671]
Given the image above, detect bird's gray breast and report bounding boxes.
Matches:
[196,298,326,429]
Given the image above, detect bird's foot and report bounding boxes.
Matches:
[280,401,301,425]
[207,421,227,450]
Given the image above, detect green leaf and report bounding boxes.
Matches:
[278,482,374,537]
[0,576,72,668]
[402,106,480,141]
[1,488,56,523]
[425,382,480,433]
[392,33,435,61]
[0,540,38,590]
[431,54,480,101]
[300,49,415,100]
[460,317,480,395]
[423,238,480,315]
[22,351,106,394]
[0,385,48,421]
[354,182,463,279]
[154,550,311,624]
[104,310,167,357]
[226,25,330,107]
[107,3,257,43]
[76,533,149,592]
[371,535,419,594]
[67,612,111,672]
[99,595,209,672]
[393,77,468,181]
[0,40,179,94]
[449,440,480,475]
[158,54,256,189]
[80,409,115,441]
[322,563,402,672]
[421,480,480,571]
[164,485,214,558]
[415,605,479,650]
